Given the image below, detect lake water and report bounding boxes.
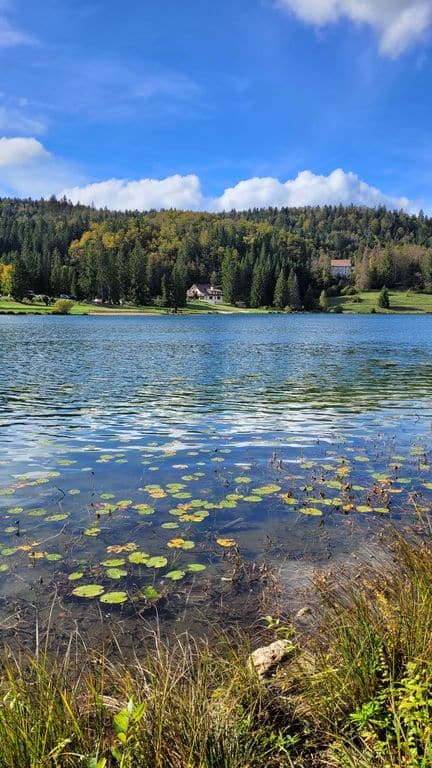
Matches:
[1,314,432,640]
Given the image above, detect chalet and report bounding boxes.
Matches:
[186,283,223,304]
[330,259,353,278]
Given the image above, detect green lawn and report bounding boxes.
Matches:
[329,289,432,314]
[2,291,432,316]
[0,298,273,315]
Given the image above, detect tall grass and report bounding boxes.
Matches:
[1,531,432,766]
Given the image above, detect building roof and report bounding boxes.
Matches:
[330,259,352,267]
[188,283,222,294]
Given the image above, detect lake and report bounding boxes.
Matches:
[1,314,432,640]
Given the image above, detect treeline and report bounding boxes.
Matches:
[1,197,432,307]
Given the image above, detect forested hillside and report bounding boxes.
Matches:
[1,197,432,308]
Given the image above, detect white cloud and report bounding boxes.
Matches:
[211,169,410,211]
[0,137,414,212]
[0,137,82,197]
[61,175,204,211]
[0,137,48,166]
[61,168,410,212]
[277,0,432,56]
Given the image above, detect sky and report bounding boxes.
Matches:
[0,0,431,213]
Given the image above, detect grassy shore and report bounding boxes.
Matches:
[1,530,432,767]
[329,289,432,313]
[0,298,271,316]
[2,290,432,316]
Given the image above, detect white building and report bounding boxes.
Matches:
[186,283,223,304]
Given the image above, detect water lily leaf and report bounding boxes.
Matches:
[161,522,179,529]
[356,505,374,513]
[187,563,206,572]
[117,499,132,509]
[216,538,237,547]
[300,507,323,516]
[100,591,128,604]
[134,504,154,516]
[101,493,115,500]
[46,553,63,561]
[84,527,100,536]
[6,507,23,515]
[106,567,127,579]
[146,556,168,568]
[102,558,126,567]
[0,564,9,572]
[68,489,81,495]
[280,494,298,505]
[143,585,160,600]
[243,495,261,503]
[167,538,195,550]
[128,551,149,565]
[252,484,281,495]
[107,542,138,553]
[72,584,105,598]
[45,513,68,522]
[1,547,17,556]
[235,476,251,484]
[165,570,186,581]
[68,572,84,581]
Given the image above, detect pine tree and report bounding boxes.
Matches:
[273,269,289,309]
[250,262,265,307]
[288,270,302,310]
[11,255,30,300]
[171,255,187,309]
[378,285,390,309]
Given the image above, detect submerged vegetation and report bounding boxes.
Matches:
[1,530,432,767]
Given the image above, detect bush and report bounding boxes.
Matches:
[378,286,390,309]
[52,299,74,315]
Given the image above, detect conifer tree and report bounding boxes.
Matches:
[273,269,289,309]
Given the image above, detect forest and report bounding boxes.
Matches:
[1,196,432,309]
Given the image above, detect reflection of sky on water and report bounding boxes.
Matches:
[1,314,432,468]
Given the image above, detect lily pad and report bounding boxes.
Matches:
[128,551,149,565]
[165,570,186,581]
[106,567,127,579]
[72,584,105,598]
[187,563,207,572]
[216,537,237,547]
[68,572,84,581]
[146,556,168,568]
[100,591,128,604]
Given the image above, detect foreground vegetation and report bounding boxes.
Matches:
[2,531,432,767]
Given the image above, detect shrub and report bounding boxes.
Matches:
[378,286,390,309]
[52,299,74,315]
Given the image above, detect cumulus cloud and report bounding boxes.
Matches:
[0,137,49,166]
[61,168,410,212]
[0,137,82,197]
[61,175,204,211]
[277,0,432,56]
[0,137,413,211]
[211,169,410,211]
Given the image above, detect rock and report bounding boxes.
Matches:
[249,639,294,678]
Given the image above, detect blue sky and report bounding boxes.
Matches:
[0,0,431,212]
